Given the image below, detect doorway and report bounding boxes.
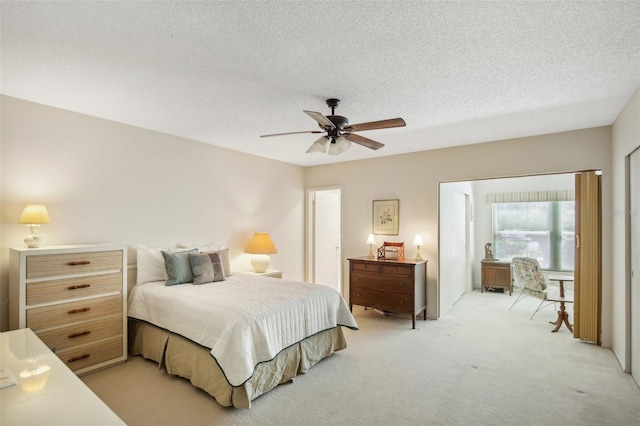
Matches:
[306,187,342,293]
[438,173,576,318]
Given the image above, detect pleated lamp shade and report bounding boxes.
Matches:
[18,204,51,225]
[18,204,51,248]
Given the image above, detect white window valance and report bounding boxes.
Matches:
[487,190,575,203]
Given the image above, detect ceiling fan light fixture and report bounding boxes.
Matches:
[306,136,329,153]
[261,99,405,155]
[337,136,351,153]
[328,138,340,155]
[328,136,350,155]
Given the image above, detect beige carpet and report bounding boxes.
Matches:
[82,289,640,425]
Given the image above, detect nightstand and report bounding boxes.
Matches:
[481,260,512,295]
[244,270,283,279]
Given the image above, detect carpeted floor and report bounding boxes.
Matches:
[82,289,640,425]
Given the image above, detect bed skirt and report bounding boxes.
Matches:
[128,318,347,408]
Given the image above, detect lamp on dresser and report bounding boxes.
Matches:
[413,234,424,261]
[245,232,278,273]
[367,234,376,259]
[18,204,51,248]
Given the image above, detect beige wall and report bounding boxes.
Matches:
[305,127,613,342]
[611,88,640,370]
[2,94,630,365]
[0,96,305,331]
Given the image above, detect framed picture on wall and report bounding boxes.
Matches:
[372,199,399,235]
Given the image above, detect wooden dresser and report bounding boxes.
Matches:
[348,257,427,329]
[480,260,512,295]
[9,244,127,374]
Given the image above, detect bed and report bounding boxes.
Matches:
[127,270,358,408]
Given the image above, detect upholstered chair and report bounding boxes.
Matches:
[510,257,553,319]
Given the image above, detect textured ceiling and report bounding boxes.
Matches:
[1,1,639,167]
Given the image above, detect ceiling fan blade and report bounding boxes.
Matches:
[344,133,385,150]
[260,130,324,138]
[303,110,336,129]
[345,118,406,132]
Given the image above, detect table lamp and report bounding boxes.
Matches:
[18,204,51,248]
[367,234,376,259]
[245,232,278,273]
[413,234,424,261]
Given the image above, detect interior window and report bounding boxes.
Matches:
[492,201,574,271]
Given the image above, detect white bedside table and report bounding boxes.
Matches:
[243,269,283,279]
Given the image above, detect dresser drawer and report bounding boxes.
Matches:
[34,315,123,352]
[57,337,123,372]
[26,250,123,279]
[351,288,413,314]
[27,272,123,305]
[27,294,123,331]
[351,273,413,294]
[351,261,413,278]
[379,264,413,277]
[351,261,380,273]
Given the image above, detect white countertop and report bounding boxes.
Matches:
[0,328,125,425]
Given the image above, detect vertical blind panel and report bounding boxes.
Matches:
[487,190,575,203]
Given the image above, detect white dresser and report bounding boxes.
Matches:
[9,244,127,375]
[0,328,125,425]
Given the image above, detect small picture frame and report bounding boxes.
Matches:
[372,199,399,235]
[377,242,405,260]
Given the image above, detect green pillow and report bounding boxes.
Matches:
[162,249,198,286]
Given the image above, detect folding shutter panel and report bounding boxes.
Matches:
[574,171,601,344]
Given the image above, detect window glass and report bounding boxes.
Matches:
[559,201,575,271]
[493,201,574,271]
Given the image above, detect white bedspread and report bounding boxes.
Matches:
[127,273,358,386]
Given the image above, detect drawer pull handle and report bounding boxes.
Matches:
[68,261,91,266]
[68,284,91,290]
[68,307,91,314]
[68,330,91,339]
[68,354,90,363]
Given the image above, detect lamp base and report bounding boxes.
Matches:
[414,247,423,262]
[24,233,42,248]
[251,254,271,273]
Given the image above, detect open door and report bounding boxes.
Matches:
[307,187,342,293]
[574,170,602,344]
[439,187,470,315]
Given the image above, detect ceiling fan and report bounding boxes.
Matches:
[260,99,406,155]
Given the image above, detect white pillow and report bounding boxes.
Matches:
[136,245,168,285]
[136,245,193,285]
[177,242,226,251]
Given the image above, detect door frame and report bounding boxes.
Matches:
[305,185,343,294]
[627,147,640,380]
